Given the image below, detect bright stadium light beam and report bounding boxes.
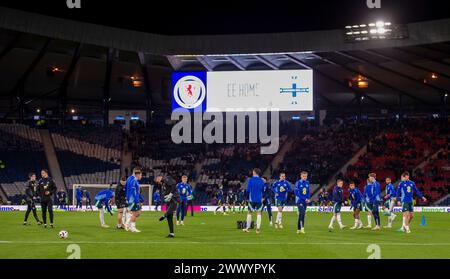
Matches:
[344,20,408,42]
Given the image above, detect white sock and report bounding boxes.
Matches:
[402,216,406,228]
[367,215,372,226]
[329,215,335,227]
[99,209,105,225]
[278,212,283,224]
[126,213,132,226]
[354,219,358,226]
[256,214,261,230]
[337,214,343,227]
[246,214,252,229]
[131,222,136,230]
[122,208,127,225]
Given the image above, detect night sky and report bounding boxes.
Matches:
[1,0,450,35]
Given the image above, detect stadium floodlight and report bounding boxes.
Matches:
[344,21,408,42]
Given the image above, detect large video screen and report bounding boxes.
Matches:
[172,70,313,112]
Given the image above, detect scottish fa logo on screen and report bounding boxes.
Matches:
[172,72,207,112]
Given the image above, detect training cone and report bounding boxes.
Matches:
[421,214,427,226]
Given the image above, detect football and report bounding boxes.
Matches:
[59,230,69,239]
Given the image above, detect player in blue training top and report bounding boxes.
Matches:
[153,188,161,211]
[125,168,143,233]
[94,187,114,228]
[294,171,311,234]
[328,179,346,231]
[348,181,364,230]
[261,176,273,226]
[382,177,397,228]
[366,173,382,231]
[271,172,293,229]
[394,171,427,234]
[363,178,373,228]
[176,175,192,225]
[75,186,83,210]
[214,185,227,215]
[243,168,265,234]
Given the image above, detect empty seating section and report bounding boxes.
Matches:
[50,125,123,187]
[0,124,48,200]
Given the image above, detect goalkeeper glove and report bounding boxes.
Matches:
[164,193,173,203]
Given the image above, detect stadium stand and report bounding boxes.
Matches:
[0,124,49,203]
[50,124,123,187]
[343,118,449,202]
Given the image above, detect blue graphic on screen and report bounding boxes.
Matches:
[172,72,207,112]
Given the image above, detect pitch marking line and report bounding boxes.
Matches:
[1,241,450,246]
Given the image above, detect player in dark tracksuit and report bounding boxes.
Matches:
[37,169,57,228]
[328,179,346,231]
[156,175,181,238]
[23,172,42,225]
[84,190,93,210]
[261,177,273,226]
[56,189,67,210]
[115,177,128,229]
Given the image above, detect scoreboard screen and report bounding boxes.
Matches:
[172,70,313,112]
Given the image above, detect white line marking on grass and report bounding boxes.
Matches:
[1,241,450,246]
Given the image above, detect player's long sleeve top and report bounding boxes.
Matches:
[115,183,127,205]
[396,180,423,203]
[348,187,363,206]
[76,188,83,200]
[365,181,381,203]
[373,181,381,202]
[161,176,180,204]
[153,192,161,203]
[177,182,192,202]
[125,176,140,205]
[263,182,273,202]
[332,186,343,204]
[364,184,372,203]
[37,177,57,202]
[271,180,292,201]
[57,191,66,201]
[25,180,38,202]
[294,179,310,203]
[95,189,114,214]
[385,183,396,199]
[246,176,265,203]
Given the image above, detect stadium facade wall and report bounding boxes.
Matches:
[2,7,450,55]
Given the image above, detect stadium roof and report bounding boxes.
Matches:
[1,0,450,35]
[0,5,449,117]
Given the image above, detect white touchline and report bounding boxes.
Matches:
[1,241,450,246]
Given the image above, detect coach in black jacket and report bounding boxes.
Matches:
[156,175,180,238]
[37,169,57,228]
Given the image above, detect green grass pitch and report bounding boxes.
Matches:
[0,211,449,259]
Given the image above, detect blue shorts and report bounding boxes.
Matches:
[275,199,287,207]
[402,202,413,212]
[333,203,342,213]
[128,203,142,212]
